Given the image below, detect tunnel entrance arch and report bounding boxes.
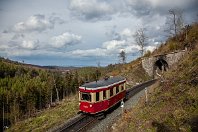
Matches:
[142,50,186,77]
[154,58,169,72]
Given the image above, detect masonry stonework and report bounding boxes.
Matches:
[142,50,186,77]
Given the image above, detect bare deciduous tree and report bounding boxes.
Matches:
[165,8,184,37]
[119,50,126,64]
[134,28,148,56]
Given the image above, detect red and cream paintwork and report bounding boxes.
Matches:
[79,78,126,114]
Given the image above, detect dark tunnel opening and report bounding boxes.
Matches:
[154,58,169,71]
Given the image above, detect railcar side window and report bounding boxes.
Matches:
[121,85,124,91]
[110,88,113,97]
[116,86,119,93]
[96,92,99,101]
[81,93,91,102]
[103,90,106,99]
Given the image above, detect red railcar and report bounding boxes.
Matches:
[79,76,126,114]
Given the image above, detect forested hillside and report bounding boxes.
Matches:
[0,59,104,130]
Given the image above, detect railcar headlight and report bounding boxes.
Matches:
[90,104,92,107]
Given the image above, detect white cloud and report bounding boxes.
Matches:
[102,40,126,50]
[49,14,66,25]
[145,45,156,52]
[123,0,151,17]
[0,32,15,52]
[71,48,106,57]
[120,28,135,42]
[21,40,39,50]
[13,14,53,33]
[146,0,196,8]
[120,28,133,37]
[70,38,140,58]
[69,0,114,21]
[124,0,197,17]
[0,32,40,51]
[70,40,130,57]
[70,38,139,58]
[50,32,82,48]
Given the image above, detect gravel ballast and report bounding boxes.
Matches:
[88,85,153,132]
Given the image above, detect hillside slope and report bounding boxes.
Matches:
[113,25,198,131]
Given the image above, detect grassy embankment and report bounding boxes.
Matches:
[104,58,152,88]
[112,23,198,131]
[7,95,79,132]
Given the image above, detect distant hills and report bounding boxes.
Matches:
[0,57,80,71]
[42,66,79,70]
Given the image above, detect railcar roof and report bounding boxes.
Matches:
[81,76,125,88]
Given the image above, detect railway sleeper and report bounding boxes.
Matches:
[95,112,106,120]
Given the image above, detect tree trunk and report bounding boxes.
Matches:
[53,76,59,103]
[3,101,4,128]
[173,13,177,36]
[63,88,65,99]
[13,99,17,123]
[50,89,53,105]
[55,87,59,102]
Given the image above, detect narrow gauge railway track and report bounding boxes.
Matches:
[126,79,157,99]
[51,79,157,132]
[56,114,98,132]
[69,116,98,132]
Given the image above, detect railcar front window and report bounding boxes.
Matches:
[81,93,91,102]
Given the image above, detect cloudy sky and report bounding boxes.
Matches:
[0,0,197,66]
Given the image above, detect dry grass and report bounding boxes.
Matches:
[112,23,198,131]
[7,95,79,132]
[106,58,151,88]
[112,42,198,131]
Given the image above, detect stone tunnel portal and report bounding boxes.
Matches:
[154,58,169,72]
